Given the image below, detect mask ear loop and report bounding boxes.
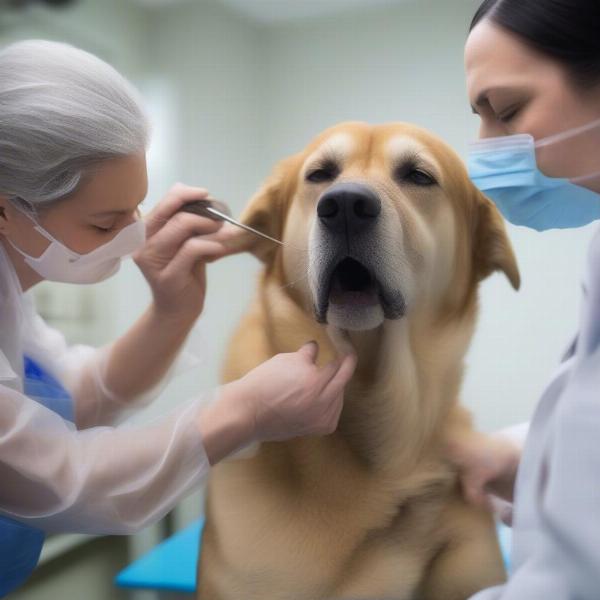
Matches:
[534,116,600,148]
[8,196,79,258]
[571,171,600,185]
[534,118,600,185]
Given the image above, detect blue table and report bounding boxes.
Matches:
[115,518,512,594]
[115,518,204,594]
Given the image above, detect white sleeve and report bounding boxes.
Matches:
[62,341,200,428]
[470,358,599,599]
[24,307,202,428]
[535,351,600,598]
[0,383,213,535]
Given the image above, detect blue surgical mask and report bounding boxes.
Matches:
[468,120,600,231]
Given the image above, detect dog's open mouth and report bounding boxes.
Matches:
[329,258,380,307]
[313,254,406,326]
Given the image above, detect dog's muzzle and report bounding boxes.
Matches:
[311,182,406,327]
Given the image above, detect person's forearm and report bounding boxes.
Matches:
[198,383,255,465]
[1,384,211,535]
[102,303,197,402]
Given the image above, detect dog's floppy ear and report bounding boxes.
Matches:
[222,153,301,264]
[472,188,521,290]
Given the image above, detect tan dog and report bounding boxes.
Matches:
[197,122,520,600]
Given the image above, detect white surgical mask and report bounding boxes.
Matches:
[7,206,146,284]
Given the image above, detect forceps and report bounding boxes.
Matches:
[179,199,283,246]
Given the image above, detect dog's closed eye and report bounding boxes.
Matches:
[306,159,340,184]
[393,161,438,187]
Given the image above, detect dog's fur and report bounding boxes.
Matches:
[197,122,520,600]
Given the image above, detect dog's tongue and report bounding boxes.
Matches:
[330,280,379,306]
[327,258,380,307]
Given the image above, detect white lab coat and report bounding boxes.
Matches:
[472,225,600,599]
[0,243,212,535]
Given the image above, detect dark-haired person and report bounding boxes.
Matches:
[449,1,600,598]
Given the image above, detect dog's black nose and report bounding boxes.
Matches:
[317,183,381,235]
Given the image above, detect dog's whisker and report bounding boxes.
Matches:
[277,271,310,291]
[279,240,307,253]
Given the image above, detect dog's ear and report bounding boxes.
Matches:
[472,188,521,290]
[221,153,301,264]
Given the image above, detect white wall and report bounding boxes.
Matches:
[258,0,479,165]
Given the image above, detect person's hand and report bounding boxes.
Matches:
[446,431,521,520]
[237,341,357,442]
[199,342,357,464]
[134,183,228,322]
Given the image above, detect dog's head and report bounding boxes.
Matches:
[227,122,519,331]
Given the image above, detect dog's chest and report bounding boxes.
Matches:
[204,452,453,600]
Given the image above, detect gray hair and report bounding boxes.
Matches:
[0,39,150,212]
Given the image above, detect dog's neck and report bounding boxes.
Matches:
[262,275,477,473]
[330,314,473,471]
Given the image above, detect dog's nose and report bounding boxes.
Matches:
[317,183,381,235]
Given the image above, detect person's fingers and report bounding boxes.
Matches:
[444,438,468,465]
[324,392,344,432]
[486,475,515,503]
[297,341,319,364]
[463,477,490,509]
[500,506,513,526]
[145,184,211,237]
[445,432,483,467]
[315,357,343,390]
[160,239,227,281]
[144,212,223,260]
[464,485,483,507]
[201,222,251,258]
[321,353,357,398]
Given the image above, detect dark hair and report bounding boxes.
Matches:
[470,0,600,89]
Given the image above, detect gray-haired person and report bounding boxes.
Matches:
[0,39,356,595]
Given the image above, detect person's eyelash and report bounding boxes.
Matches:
[497,104,522,124]
[92,224,116,233]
